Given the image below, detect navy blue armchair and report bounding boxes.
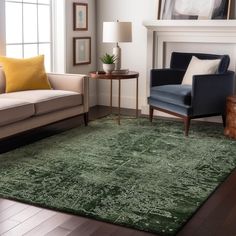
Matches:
[148,52,235,136]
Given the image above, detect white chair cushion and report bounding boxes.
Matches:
[182,56,221,85]
[0,90,83,116]
[0,98,35,126]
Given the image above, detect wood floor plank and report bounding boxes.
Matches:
[111,226,139,236]
[67,220,101,236]
[2,209,56,236]
[0,203,29,223]
[90,222,119,236]
[45,226,71,236]
[216,202,236,236]
[90,221,155,236]
[59,216,88,231]
[130,230,157,236]
[23,212,72,236]
[10,205,42,223]
[0,199,16,213]
[0,219,20,234]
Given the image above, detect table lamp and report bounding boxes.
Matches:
[103,21,132,72]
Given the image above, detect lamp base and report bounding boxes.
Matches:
[113,44,121,70]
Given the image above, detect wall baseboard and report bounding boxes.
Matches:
[89,95,97,107]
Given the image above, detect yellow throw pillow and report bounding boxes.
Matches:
[0,55,51,93]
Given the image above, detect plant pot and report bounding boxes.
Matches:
[103,63,115,74]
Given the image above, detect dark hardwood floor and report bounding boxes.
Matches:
[0,106,236,236]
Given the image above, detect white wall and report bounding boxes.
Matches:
[96,0,157,109]
[65,0,97,107]
[0,0,6,56]
[52,0,66,73]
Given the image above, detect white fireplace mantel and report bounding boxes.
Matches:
[142,20,236,115]
[144,20,236,69]
[143,20,236,32]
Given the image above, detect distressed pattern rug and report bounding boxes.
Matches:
[0,117,236,235]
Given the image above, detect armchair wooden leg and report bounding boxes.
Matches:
[222,114,226,127]
[184,117,191,137]
[149,106,154,122]
[83,112,89,126]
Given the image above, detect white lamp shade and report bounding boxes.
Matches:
[103,22,132,43]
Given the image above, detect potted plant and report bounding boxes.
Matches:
[100,53,116,74]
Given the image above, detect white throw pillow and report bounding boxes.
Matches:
[182,56,221,85]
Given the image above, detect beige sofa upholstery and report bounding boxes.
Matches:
[0,99,34,126]
[0,68,89,140]
[0,90,83,116]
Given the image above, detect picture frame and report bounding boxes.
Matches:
[159,0,231,20]
[73,3,88,31]
[73,37,91,65]
[157,0,162,20]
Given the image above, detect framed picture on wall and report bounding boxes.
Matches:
[73,37,91,65]
[157,0,162,19]
[73,3,88,31]
[159,0,231,20]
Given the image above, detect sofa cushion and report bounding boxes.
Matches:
[0,99,35,126]
[150,85,192,107]
[0,90,83,116]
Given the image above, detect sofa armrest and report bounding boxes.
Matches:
[151,69,185,87]
[47,73,89,113]
[192,71,235,116]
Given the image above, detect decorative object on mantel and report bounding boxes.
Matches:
[159,0,231,20]
[100,53,116,74]
[73,2,88,31]
[73,37,91,65]
[103,21,132,72]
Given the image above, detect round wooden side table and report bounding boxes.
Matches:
[90,71,139,125]
[224,95,236,139]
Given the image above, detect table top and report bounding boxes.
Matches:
[89,71,139,80]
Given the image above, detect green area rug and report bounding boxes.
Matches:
[0,117,236,235]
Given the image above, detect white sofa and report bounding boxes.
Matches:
[0,68,89,140]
